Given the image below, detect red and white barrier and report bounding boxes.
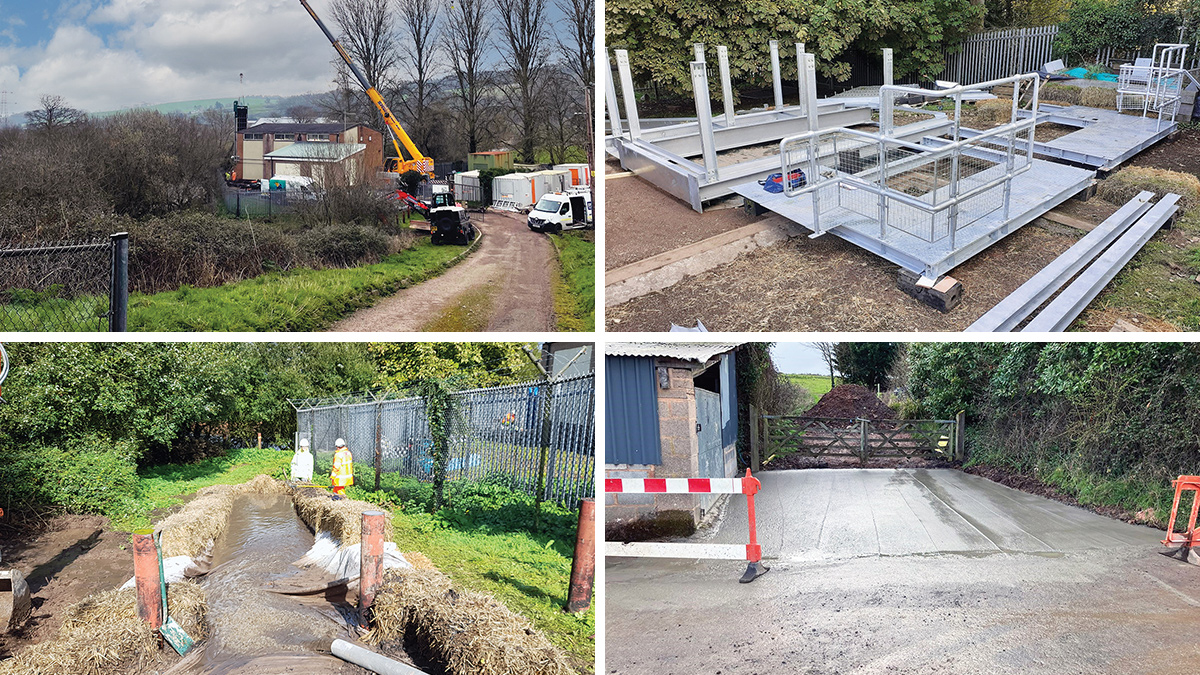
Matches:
[605,469,769,582]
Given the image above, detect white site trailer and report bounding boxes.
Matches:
[492,173,537,208]
[554,163,592,187]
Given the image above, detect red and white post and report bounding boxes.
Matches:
[605,469,769,583]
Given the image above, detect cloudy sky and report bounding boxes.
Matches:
[771,343,831,375]
[0,0,496,115]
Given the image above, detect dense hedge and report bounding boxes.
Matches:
[904,342,1200,517]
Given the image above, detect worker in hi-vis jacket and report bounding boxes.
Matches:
[330,438,354,495]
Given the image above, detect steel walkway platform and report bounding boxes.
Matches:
[732,155,1096,278]
[961,105,1177,172]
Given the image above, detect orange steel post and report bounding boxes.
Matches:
[132,529,163,629]
[565,499,595,614]
[1163,476,1200,550]
[739,470,769,583]
[360,510,386,624]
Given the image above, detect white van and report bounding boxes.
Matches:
[527,191,593,233]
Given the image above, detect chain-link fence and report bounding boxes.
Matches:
[293,373,596,508]
[0,234,128,332]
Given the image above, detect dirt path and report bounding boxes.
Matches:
[0,515,134,660]
[330,211,555,332]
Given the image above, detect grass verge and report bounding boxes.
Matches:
[421,283,498,331]
[110,447,290,533]
[548,232,595,332]
[342,475,595,673]
[125,239,471,331]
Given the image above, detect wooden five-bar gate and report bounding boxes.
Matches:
[748,408,966,470]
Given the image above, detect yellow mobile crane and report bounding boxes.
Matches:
[298,0,433,177]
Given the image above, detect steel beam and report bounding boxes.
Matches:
[803,53,819,133]
[615,50,641,139]
[1022,194,1181,331]
[966,191,1154,331]
[770,40,784,110]
[690,61,719,182]
[795,43,806,112]
[605,52,624,138]
[718,46,735,126]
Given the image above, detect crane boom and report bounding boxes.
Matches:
[298,0,433,176]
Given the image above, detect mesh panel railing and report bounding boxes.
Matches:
[293,373,596,508]
[0,235,126,332]
[222,187,292,219]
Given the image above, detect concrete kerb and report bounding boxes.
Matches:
[605,215,805,306]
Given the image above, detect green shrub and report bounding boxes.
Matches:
[299,224,390,266]
[0,436,141,517]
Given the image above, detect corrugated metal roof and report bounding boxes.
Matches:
[264,142,365,161]
[605,342,740,362]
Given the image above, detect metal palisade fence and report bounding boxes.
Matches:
[293,373,596,508]
[0,233,129,332]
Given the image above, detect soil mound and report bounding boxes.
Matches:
[803,384,896,420]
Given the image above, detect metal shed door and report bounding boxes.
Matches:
[696,388,724,512]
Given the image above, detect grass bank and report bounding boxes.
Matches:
[110,447,291,533]
[548,232,595,332]
[783,373,840,406]
[126,239,471,331]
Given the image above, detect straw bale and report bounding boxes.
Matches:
[0,582,207,675]
[291,487,393,545]
[404,551,437,571]
[974,98,1015,124]
[1080,87,1117,109]
[158,476,289,558]
[1098,166,1200,214]
[366,568,574,675]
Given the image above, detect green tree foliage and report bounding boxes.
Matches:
[833,342,900,389]
[606,0,982,96]
[1053,0,1179,63]
[734,343,802,466]
[406,377,459,508]
[369,342,540,389]
[905,342,1200,515]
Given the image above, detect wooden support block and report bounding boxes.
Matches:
[1109,319,1144,332]
[897,269,963,312]
[743,198,767,218]
[1040,209,1098,232]
[1071,181,1098,202]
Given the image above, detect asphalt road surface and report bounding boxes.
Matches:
[606,469,1200,674]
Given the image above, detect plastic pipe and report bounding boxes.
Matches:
[132,529,163,629]
[566,499,595,613]
[331,639,429,675]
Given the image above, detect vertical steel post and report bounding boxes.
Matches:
[795,43,806,112]
[690,61,720,183]
[374,401,383,492]
[770,40,783,110]
[108,232,129,332]
[694,43,705,63]
[565,499,595,613]
[615,50,641,139]
[132,529,163,630]
[717,46,735,126]
[802,53,822,233]
[359,511,386,624]
[883,48,894,86]
[948,90,963,248]
[605,52,624,137]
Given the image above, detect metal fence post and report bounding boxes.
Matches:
[535,379,554,516]
[955,410,966,461]
[749,404,761,472]
[859,418,869,465]
[108,232,129,332]
[374,400,383,492]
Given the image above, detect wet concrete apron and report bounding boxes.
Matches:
[171,494,367,675]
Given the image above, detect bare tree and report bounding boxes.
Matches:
[555,0,593,89]
[25,94,87,130]
[330,0,401,134]
[286,104,321,123]
[540,67,587,165]
[813,342,839,389]
[444,0,494,154]
[394,0,442,156]
[495,0,549,163]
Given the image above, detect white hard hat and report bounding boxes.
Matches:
[335,438,346,447]
[299,438,310,448]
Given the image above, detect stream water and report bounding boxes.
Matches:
[172,493,368,675]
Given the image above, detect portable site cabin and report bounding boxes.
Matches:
[529,170,570,195]
[492,173,536,207]
[453,170,483,202]
[554,163,592,187]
